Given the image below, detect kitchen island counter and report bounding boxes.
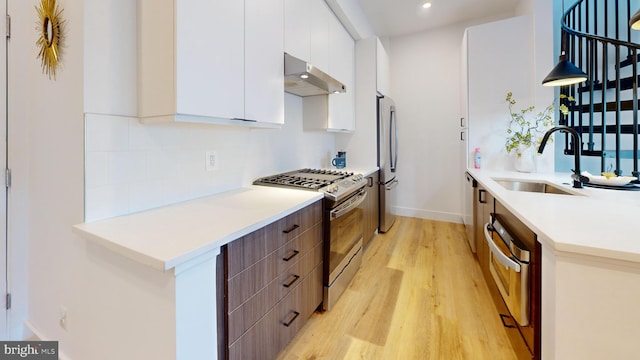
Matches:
[467,168,640,263]
[467,168,640,359]
[74,186,323,271]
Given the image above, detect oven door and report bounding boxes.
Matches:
[484,218,530,326]
[326,188,366,286]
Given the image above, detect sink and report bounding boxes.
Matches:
[494,179,574,195]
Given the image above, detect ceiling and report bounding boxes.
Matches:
[356,0,522,37]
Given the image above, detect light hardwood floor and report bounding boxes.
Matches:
[277,217,517,360]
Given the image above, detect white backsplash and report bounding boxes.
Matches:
[84,94,335,221]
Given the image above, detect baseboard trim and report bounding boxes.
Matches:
[393,206,463,224]
[24,321,71,360]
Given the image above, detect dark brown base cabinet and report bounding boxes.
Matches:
[473,184,540,360]
[362,171,380,248]
[219,200,323,360]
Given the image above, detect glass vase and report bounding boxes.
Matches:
[514,145,536,173]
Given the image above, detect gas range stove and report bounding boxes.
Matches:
[253,168,366,203]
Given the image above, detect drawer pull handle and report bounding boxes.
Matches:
[283,250,300,261]
[282,311,300,327]
[283,274,300,288]
[499,313,516,328]
[283,224,300,234]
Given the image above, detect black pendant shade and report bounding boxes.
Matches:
[631,9,640,30]
[542,51,588,87]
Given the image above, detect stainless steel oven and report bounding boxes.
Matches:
[484,215,530,326]
[324,187,366,310]
[253,169,367,311]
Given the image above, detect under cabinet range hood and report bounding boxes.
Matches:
[284,53,346,97]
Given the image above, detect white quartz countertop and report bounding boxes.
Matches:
[467,169,640,263]
[73,186,324,271]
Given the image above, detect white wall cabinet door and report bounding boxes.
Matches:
[376,38,391,96]
[245,0,285,124]
[327,14,355,131]
[175,0,245,120]
[284,0,311,61]
[139,0,284,127]
[309,0,330,72]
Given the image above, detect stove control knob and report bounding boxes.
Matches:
[353,174,363,182]
[327,184,339,193]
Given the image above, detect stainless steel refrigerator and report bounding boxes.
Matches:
[377,95,398,233]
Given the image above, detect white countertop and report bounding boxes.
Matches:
[467,169,640,263]
[73,186,324,271]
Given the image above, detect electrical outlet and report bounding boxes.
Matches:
[59,306,67,330]
[205,151,219,171]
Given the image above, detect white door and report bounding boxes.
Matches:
[0,0,8,339]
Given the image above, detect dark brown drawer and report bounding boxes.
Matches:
[228,264,323,360]
[226,200,322,278]
[227,241,323,343]
[227,223,322,311]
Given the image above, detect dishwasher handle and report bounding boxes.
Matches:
[484,223,521,272]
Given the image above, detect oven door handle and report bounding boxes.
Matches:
[330,190,367,221]
[484,223,521,272]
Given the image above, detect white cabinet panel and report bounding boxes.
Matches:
[245,0,285,124]
[175,0,244,120]
[284,0,311,61]
[327,14,355,131]
[376,38,390,96]
[138,0,284,127]
[309,0,330,72]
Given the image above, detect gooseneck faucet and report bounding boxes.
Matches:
[538,125,585,188]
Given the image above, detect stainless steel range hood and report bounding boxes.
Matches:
[284,53,346,97]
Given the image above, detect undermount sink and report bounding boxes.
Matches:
[494,179,575,195]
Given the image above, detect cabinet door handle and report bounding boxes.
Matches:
[460,117,465,127]
[282,311,300,327]
[283,250,300,262]
[479,189,487,204]
[460,131,465,141]
[367,176,373,187]
[283,274,300,288]
[282,224,300,234]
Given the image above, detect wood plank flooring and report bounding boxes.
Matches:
[276,217,517,360]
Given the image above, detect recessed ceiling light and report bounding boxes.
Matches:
[422,2,432,9]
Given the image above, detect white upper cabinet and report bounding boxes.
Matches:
[376,38,391,96]
[290,0,355,132]
[138,0,284,127]
[327,13,355,131]
[245,0,285,124]
[285,0,311,62]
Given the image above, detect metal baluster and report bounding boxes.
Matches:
[633,46,639,177]
[615,45,622,175]
[602,42,608,171]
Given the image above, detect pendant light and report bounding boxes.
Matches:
[542,49,588,86]
[630,8,640,30]
[542,1,588,87]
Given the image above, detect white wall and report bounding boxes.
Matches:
[7,1,85,357]
[85,94,335,221]
[384,5,558,223]
[385,12,518,223]
[10,1,336,359]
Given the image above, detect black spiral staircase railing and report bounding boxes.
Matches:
[560,0,640,177]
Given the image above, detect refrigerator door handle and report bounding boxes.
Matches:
[385,179,399,190]
[390,106,398,172]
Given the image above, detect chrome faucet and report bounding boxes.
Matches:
[538,126,585,188]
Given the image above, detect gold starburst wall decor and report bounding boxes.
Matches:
[36,0,65,80]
